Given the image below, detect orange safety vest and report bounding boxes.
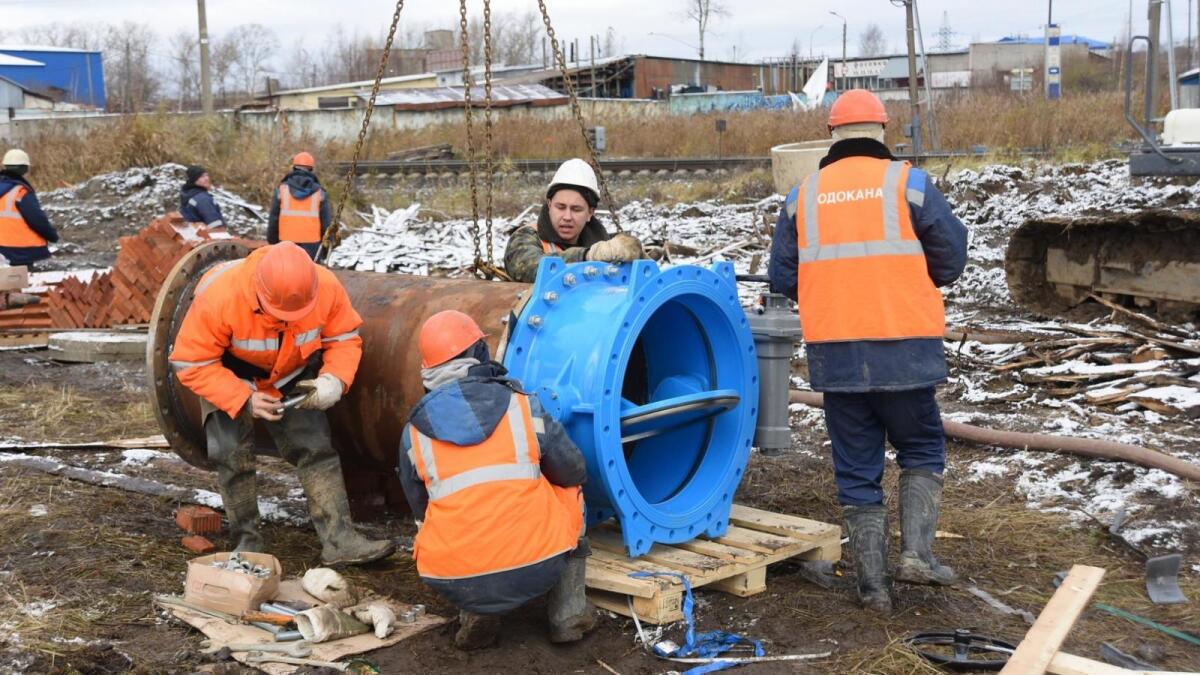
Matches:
[408,392,583,580]
[535,227,563,253]
[0,186,48,248]
[794,157,944,343]
[277,185,322,244]
[168,246,364,418]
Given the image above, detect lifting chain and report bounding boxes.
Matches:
[318,0,405,264]
[536,0,621,231]
[458,0,485,278]
[481,0,496,271]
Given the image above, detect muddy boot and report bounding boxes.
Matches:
[298,456,395,565]
[547,549,596,643]
[206,410,263,552]
[895,470,957,586]
[843,504,892,613]
[454,611,502,650]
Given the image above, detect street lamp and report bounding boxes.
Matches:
[829,11,847,91]
[808,24,823,59]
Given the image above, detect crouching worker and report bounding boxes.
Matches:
[503,158,644,282]
[398,310,595,649]
[170,241,394,565]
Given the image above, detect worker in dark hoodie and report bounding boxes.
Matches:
[397,310,595,650]
[267,152,330,259]
[0,149,59,269]
[179,165,225,230]
[503,158,645,282]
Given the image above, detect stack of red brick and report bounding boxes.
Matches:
[0,290,50,329]
[46,214,253,328]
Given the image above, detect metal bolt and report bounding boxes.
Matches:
[543,291,559,303]
[527,315,543,328]
[563,273,577,287]
[604,265,620,278]
[549,392,558,400]
[583,266,599,279]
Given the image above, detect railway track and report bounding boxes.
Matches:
[339,151,1013,177]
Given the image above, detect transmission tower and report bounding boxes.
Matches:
[936,11,954,51]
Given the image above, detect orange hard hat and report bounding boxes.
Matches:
[254,242,319,321]
[292,151,315,168]
[828,89,888,128]
[419,310,486,368]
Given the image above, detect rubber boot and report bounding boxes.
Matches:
[454,611,502,650]
[206,410,263,552]
[843,504,892,613]
[547,550,596,643]
[298,455,395,565]
[895,469,957,586]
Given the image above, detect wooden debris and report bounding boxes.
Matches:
[1000,564,1105,674]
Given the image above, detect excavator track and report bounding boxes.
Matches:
[1005,209,1200,319]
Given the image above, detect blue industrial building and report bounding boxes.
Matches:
[0,45,105,108]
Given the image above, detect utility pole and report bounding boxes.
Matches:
[830,11,847,91]
[1148,0,1162,123]
[904,0,922,162]
[198,0,213,113]
[124,39,133,113]
[1044,0,1061,99]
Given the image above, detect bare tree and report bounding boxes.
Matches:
[286,46,320,89]
[322,25,377,83]
[7,21,103,49]
[211,37,238,107]
[495,11,542,65]
[226,24,279,98]
[104,22,161,112]
[683,0,728,60]
[859,23,887,57]
[169,30,199,111]
[602,26,619,58]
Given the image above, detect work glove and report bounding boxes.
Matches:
[347,602,397,639]
[295,373,344,411]
[301,567,359,608]
[586,234,645,263]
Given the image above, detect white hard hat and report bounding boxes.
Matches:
[547,158,599,204]
[3,149,30,166]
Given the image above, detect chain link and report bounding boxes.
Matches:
[318,0,405,263]
[481,0,496,271]
[535,0,620,231]
[458,0,485,277]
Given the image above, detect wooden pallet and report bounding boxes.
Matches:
[585,504,841,624]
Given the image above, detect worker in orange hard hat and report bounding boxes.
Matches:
[397,309,594,650]
[268,151,330,259]
[768,88,968,613]
[170,242,394,565]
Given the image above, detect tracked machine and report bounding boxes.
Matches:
[1005,4,1200,319]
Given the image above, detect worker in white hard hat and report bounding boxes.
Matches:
[0,149,60,269]
[503,158,644,282]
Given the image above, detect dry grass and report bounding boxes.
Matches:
[0,384,157,443]
[18,92,1131,213]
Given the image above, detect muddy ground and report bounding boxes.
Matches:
[0,348,1197,675]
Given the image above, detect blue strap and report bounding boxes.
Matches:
[629,571,765,674]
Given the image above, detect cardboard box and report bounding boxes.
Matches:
[184,552,282,615]
[0,266,28,292]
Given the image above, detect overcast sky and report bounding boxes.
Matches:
[0,0,1180,64]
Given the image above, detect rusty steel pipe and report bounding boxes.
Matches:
[148,243,528,517]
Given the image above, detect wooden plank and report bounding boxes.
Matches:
[729,504,841,542]
[588,587,682,624]
[584,559,659,598]
[709,524,804,555]
[589,529,734,578]
[1000,565,1106,675]
[709,566,767,597]
[673,537,762,564]
[1047,652,1135,675]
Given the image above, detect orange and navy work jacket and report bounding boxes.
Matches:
[407,392,583,580]
[792,157,945,344]
[0,186,47,248]
[168,246,363,418]
[277,185,323,244]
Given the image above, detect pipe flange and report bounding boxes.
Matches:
[148,241,252,470]
[504,258,759,557]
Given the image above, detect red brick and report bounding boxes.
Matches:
[175,505,222,534]
[181,535,216,554]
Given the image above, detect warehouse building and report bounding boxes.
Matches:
[0,45,105,108]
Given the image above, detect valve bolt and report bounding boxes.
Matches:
[604,265,620,277]
[543,291,559,303]
[583,266,599,279]
[563,273,578,287]
[527,315,544,328]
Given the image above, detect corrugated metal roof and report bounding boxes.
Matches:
[364,83,567,110]
[0,53,44,67]
[0,44,99,54]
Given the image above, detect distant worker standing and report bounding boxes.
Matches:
[503,158,644,282]
[170,242,394,565]
[180,165,225,230]
[768,89,968,613]
[0,149,59,268]
[268,152,331,259]
[398,310,594,649]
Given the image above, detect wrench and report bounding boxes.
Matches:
[200,639,312,658]
[245,653,347,671]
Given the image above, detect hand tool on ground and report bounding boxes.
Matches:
[260,602,301,616]
[904,629,1015,671]
[154,594,240,623]
[241,610,295,626]
[1074,508,1188,605]
[1099,642,1157,670]
[244,653,348,671]
[200,639,312,658]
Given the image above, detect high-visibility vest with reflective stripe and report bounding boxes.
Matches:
[408,393,583,580]
[534,227,562,254]
[0,186,47,248]
[794,157,944,343]
[278,185,322,244]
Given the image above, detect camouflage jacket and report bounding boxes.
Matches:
[502,204,610,282]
